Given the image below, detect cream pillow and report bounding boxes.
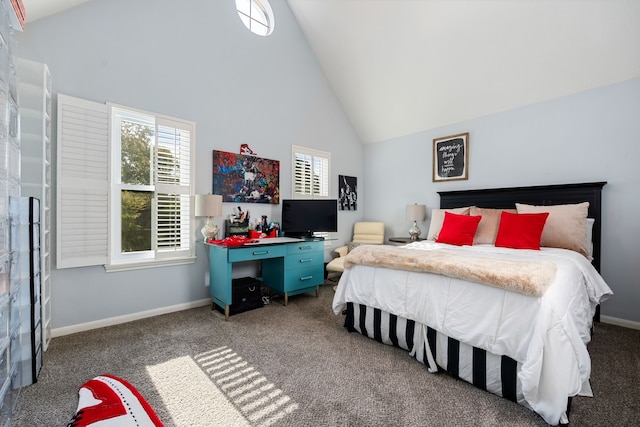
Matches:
[427,207,472,240]
[470,207,517,245]
[515,202,590,257]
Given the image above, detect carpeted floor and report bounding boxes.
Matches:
[10,283,640,426]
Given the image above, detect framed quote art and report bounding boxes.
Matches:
[432,132,469,182]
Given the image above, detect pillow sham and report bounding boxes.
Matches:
[470,207,517,244]
[426,206,472,240]
[515,202,590,257]
[586,218,595,259]
[436,212,482,246]
[495,211,549,250]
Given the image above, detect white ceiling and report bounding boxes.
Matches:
[21,0,90,22]
[287,0,640,143]
[20,0,640,144]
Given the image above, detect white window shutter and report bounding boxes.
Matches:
[292,145,330,199]
[293,151,313,196]
[56,94,109,268]
[155,118,194,256]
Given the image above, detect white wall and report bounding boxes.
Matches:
[364,77,640,325]
[16,0,365,331]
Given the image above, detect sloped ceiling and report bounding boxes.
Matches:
[287,0,640,143]
[21,0,91,22]
[20,0,640,144]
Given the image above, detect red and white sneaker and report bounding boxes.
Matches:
[67,374,163,427]
[240,143,257,155]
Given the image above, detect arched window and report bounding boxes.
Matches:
[235,0,275,36]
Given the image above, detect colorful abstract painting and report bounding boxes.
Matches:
[212,150,280,204]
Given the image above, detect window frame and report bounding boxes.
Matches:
[107,103,196,271]
[109,106,156,263]
[291,145,331,200]
[235,0,276,36]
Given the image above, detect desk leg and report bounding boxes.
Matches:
[315,286,319,297]
[225,305,230,321]
[284,292,288,306]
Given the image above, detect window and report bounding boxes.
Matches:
[235,0,275,36]
[110,106,194,266]
[56,94,195,271]
[291,145,330,199]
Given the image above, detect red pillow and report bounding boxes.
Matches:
[436,212,482,246]
[495,211,550,250]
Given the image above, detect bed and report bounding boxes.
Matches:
[332,182,612,425]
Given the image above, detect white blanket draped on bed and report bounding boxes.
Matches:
[332,241,613,425]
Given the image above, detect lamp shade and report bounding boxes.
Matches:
[195,194,223,217]
[406,204,426,221]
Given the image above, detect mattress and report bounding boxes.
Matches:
[332,241,613,425]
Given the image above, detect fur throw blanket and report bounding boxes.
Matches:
[344,245,557,296]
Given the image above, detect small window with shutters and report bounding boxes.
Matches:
[291,145,330,200]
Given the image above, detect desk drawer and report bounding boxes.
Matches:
[286,240,323,255]
[285,252,323,270]
[228,245,286,262]
[284,265,324,291]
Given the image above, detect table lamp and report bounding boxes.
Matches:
[195,194,223,241]
[406,203,427,240]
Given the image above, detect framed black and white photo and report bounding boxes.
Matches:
[338,175,357,210]
[433,132,469,182]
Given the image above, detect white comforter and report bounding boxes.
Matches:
[332,241,613,425]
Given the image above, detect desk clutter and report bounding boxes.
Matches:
[225,207,280,238]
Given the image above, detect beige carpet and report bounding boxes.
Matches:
[10,283,640,426]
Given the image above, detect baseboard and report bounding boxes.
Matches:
[51,299,212,338]
[600,315,640,330]
[49,302,640,337]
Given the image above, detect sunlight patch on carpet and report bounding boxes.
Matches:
[194,346,299,426]
[146,356,250,426]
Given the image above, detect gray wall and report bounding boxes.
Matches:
[364,77,640,325]
[16,0,364,331]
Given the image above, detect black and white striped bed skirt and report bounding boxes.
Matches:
[344,302,531,410]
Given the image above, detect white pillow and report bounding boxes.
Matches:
[426,207,472,240]
[515,202,590,257]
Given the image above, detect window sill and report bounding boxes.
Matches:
[104,256,196,272]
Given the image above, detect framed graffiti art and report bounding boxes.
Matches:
[212,150,280,204]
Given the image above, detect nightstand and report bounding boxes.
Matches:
[388,237,425,244]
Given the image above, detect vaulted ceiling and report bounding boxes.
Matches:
[21,0,640,144]
[287,0,640,143]
[21,0,90,23]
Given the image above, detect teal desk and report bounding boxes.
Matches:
[205,237,325,320]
